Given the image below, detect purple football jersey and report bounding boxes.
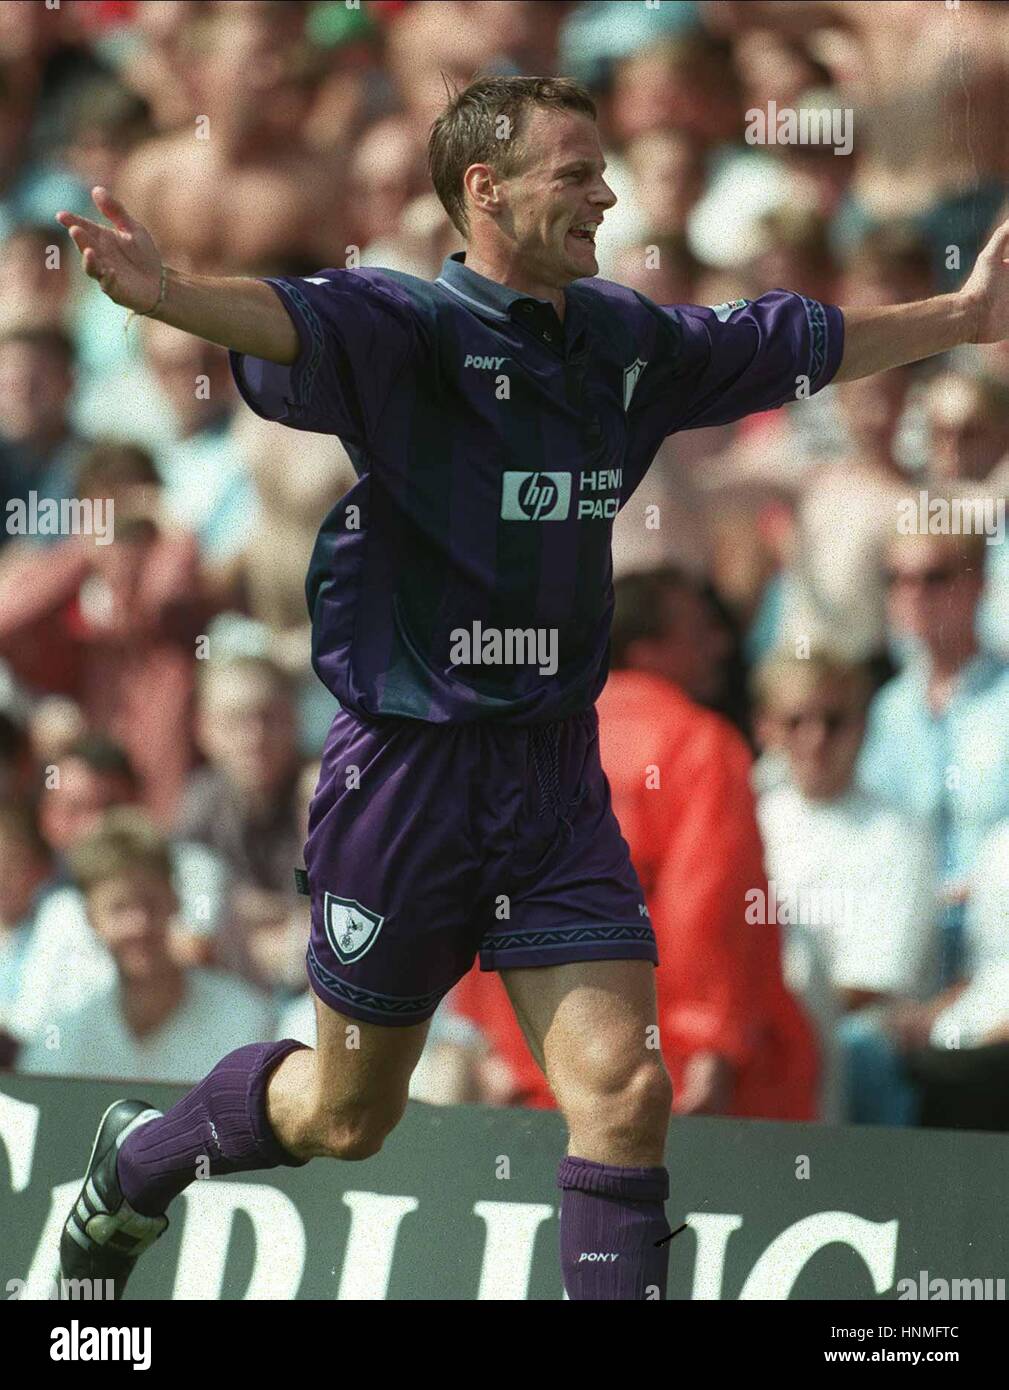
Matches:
[230,254,843,724]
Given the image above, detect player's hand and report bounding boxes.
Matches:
[961,215,1009,344]
[55,186,163,313]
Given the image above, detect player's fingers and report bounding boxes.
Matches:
[67,226,93,260]
[65,222,124,277]
[78,247,118,299]
[67,224,107,266]
[91,185,137,235]
[66,221,90,246]
[57,211,108,244]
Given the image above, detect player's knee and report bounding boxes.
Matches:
[558,1050,672,1134]
[558,1028,669,1101]
[630,1057,675,1121]
[327,1125,386,1161]
[609,1056,672,1131]
[314,1100,404,1161]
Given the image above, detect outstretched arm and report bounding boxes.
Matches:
[56,186,299,365]
[834,218,1009,382]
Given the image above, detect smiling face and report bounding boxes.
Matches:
[467,106,617,292]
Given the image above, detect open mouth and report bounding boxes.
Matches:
[568,222,598,245]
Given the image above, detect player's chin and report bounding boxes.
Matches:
[562,232,598,275]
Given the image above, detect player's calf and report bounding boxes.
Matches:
[282,994,429,1160]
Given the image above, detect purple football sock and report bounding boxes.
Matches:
[116,1040,310,1216]
[558,1155,671,1300]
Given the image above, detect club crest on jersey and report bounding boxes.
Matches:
[623,357,648,411]
[323,893,384,964]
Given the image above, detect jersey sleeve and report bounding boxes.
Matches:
[657,291,845,433]
[229,269,419,447]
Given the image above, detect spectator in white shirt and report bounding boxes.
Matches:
[6,736,228,1046]
[754,649,940,1123]
[19,811,273,1084]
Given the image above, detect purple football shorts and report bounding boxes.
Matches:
[301,704,657,1027]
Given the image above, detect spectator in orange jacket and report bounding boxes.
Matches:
[453,566,819,1120]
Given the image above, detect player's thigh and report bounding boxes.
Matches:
[499,958,661,1093]
[310,991,432,1116]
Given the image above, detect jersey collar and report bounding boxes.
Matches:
[435,251,549,320]
[436,252,579,356]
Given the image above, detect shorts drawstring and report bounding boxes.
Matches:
[529,723,588,842]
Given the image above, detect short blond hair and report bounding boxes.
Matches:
[67,809,173,896]
[751,648,874,713]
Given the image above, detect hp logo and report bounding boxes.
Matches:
[519,473,559,519]
[500,470,571,522]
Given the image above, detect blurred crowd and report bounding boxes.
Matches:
[2,0,1009,1131]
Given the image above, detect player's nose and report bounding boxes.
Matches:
[594,177,618,210]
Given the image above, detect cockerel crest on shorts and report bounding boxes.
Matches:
[323,893,385,964]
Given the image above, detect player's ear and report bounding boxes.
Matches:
[463,163,501,218]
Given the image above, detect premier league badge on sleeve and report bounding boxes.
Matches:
[709,299,750,322]
[323,893,385,964]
